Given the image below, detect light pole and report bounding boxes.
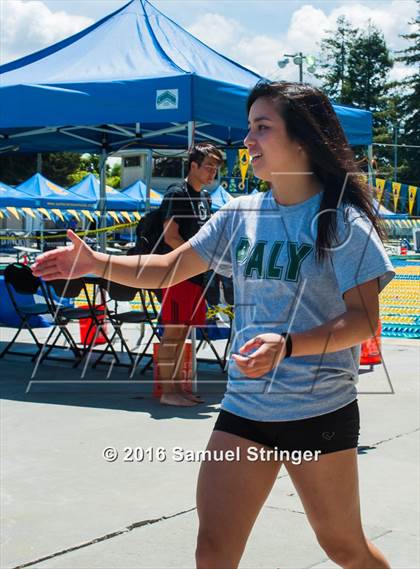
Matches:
[393,122,398,182]
[277,52,317,83]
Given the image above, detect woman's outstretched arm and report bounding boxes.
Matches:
[31,230,209,289]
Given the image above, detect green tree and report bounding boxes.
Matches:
[395,1,420,186]
[346,21,393,113]
[373,90,408,185]
[317,18,393,110]
[315,16,357,103]
[107,161,121,188]
[0,154,36,185]
[317,17,396,186]
[0,151,123,190]
[0,152,81,186]
[66,154,114,187]
[42,153,80,186]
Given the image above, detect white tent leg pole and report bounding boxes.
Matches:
[187,121,195,151]
[187,120,198,392]
[99,147,107,252]
[36,153,43,248]
[144,149,152,213]
[41,217,44,252]
[367,144,373,191]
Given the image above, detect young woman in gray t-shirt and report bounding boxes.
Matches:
[33,81,393,568]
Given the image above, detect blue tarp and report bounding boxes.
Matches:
[210,185,234,211]
[0,276,50,328]
[0,0,372,153]
[16,173,96,210]
[0,181,36,208]
[122,180,163,209]
[69,174,138,210]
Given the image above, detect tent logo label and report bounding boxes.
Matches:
[46,181,66,195]
[156,89,178,110]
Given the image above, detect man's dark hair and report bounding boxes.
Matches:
[187,142,223,170]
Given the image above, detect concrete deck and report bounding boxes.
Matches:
[0,333,419,569]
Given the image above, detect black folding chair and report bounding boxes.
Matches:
[36,279,89,365]
[93,282,161,375]
[195,304,234,371]
[1,263,50,360]
[45,277,118,367]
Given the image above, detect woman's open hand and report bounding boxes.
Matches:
[32,230,96,281]
[232,333,287,379]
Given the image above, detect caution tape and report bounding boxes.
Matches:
[0,222,137,241]
[206,305,234,319]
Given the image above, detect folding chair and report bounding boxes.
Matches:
[93,282,161,375]
[36,278,90,364]
[195,304,234,371]
[45,277,117,367]
[1,263,50,360]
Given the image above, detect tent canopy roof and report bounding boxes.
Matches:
[210,184,234,211]
[122,179,163,208]
[16,173,97,210]
[0,181,37,208]
[69,173,139,210]
[0,0,372,153]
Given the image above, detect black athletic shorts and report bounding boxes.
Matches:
[214,400,360,455]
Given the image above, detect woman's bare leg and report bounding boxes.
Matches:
[159,324,197,406]
[286,449,390,569]
[196,431,282,569]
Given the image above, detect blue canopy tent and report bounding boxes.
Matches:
[0,181,36,209]
[16,173,96,210]
[69,174,138,212]
[210,185,234,212]
[0,0,373,246]
[0,0,372,150]
[122,180,163,209]
[14,173,96,248]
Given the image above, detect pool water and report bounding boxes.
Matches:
[380,256,420,339]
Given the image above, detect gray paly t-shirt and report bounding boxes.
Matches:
[189,190,395,422]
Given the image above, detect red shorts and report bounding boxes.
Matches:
[161,280,206,326]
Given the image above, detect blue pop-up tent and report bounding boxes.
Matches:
[122,180,163,209]
[69,174,138,211]
[0,0,373,246]
[0,0,372,152]
[210,185,234,212]
[0,181,36,208]
[16,173,96,210]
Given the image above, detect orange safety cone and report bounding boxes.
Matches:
[360,320,382,366]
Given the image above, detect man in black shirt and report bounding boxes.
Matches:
[159,143,223,406]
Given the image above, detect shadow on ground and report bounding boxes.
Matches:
[0,341,226,420]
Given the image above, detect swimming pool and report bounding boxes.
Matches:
[380,256,420,339]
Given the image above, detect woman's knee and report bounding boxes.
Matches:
[195,529,240,569]
[316,530,369,567]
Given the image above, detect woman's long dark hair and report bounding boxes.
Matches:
[247,81,384,261]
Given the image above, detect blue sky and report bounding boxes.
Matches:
[2,0,417,82]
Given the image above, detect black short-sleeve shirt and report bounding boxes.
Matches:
[160,182,212,285]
